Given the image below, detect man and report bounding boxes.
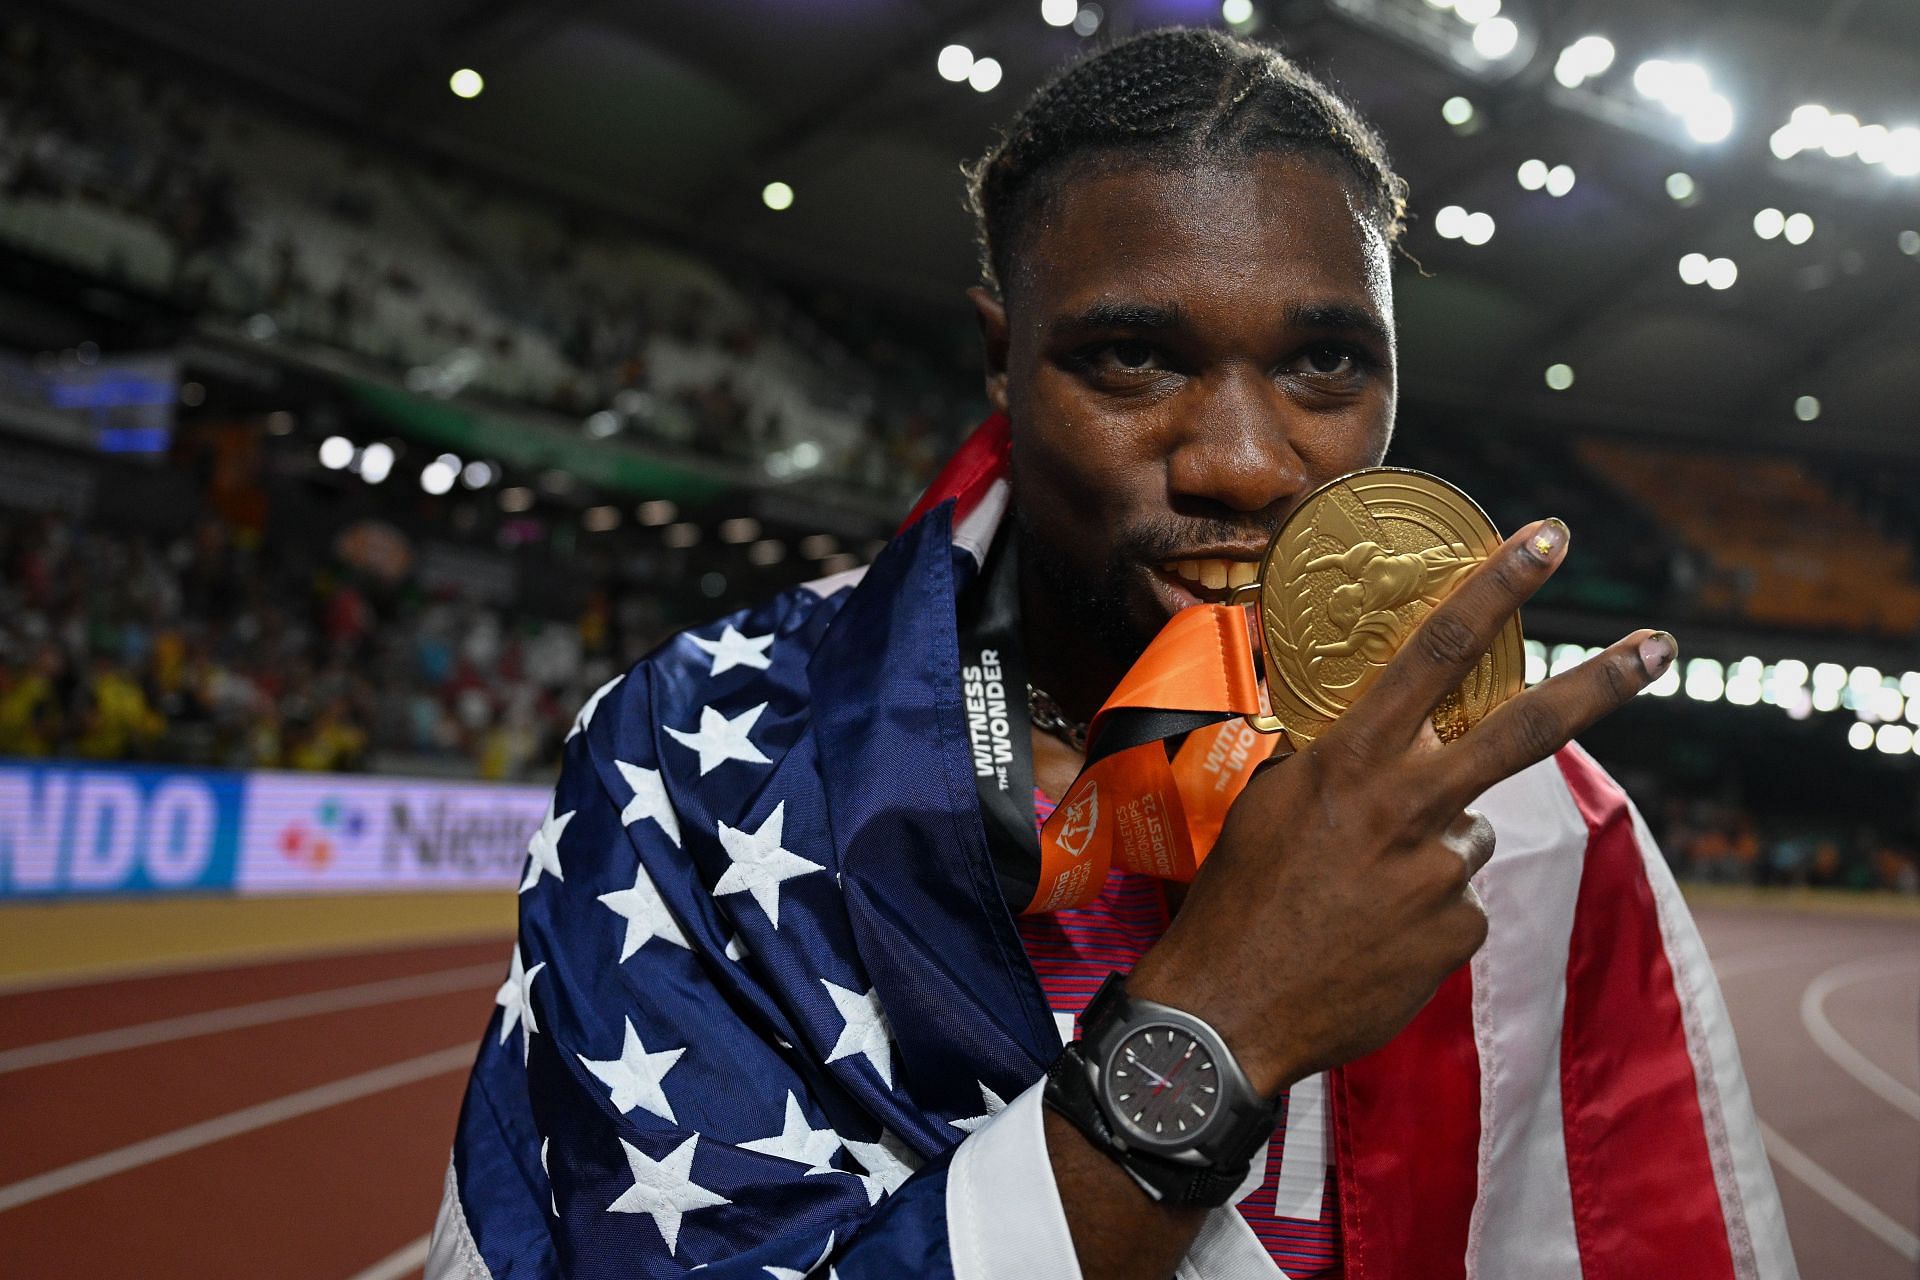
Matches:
[431,29,1793,1279]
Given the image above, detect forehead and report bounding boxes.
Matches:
[1011,152,1392,328]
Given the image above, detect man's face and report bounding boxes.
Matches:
[978,152,1397,667]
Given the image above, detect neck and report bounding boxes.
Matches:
[1017,569,1126,726]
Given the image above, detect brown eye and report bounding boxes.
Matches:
[1302,345,1357,375]
[1106,340,1158,370]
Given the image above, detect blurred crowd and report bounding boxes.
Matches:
[1657,797,1919,895]
[0,511,649,780]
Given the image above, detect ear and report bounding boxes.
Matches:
[967,286,1011,419]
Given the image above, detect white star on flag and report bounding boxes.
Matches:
[742,1092,843,1173]
[714,803,822,929]
[567,673,625,741]
[763,1231,836,1280]
[840,1129,919,1205]
[666,702,772,775]
[598,859,690,960]
[690,624,775,676]
[577,1016,686,1123]
[541,1136,558,1216]
[608,1133,731,1257]
[520,797,575,893]
[494,945,546,1064]
[616,760,680,846]
[821,980,895,1088]
[948,1081,1009,1134]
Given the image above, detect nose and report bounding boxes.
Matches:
[1165,367,1309,516]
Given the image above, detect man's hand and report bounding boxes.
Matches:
[1127,517,1676,1095]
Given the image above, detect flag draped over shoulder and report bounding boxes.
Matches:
[430,416,1797,1280]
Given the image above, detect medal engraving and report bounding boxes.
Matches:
[1254,469,1523,746]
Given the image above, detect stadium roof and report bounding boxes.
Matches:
[45,0,1920,457]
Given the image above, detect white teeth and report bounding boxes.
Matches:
[1164,558,1259,591]
[1200,561,1228,589]
[1227,561,1260,589]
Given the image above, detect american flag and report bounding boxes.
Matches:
[429,416,1796,1279]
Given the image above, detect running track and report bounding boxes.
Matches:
[1,899,1913,1278]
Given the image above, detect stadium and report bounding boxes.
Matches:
[0,0,1914,1276]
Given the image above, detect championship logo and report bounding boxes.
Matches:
[1057,781,1099,858]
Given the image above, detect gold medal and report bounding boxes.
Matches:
[1229,469,1524,747]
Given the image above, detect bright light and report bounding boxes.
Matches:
[1684,658,1725,702]
[449,69,484,99]
[1545,363,1575,390]
[1794,395,1820,422]
[1705,256,1738,290]
[719,517,761,544]
[1753,207,1784,239]
[1813,662,1847,689]
[1665,172,1696,201]
[1645,662,1681,697]
[968,56,1003,92]
[1072,4,1102,36]
[761,181,795,212]
[585,410,620,438]
[1821,112,1861,158]
[1524,644,1547,685]
[1462,211,1496,245]
[1877,724,1915,754]
[1782,212,1813,245]
[1425,0,1456,8]
[1848,721,1875,750]
[1872,685,1906,722]
[1434,204,1469,238]
[1905,672,1920,699]
[1549,644,1586,677]
[421,460,456,496]
[937,44,974,82]
[1517,159,1548,190]
[1769,126,1803,160]
[1472,17,1519,59]
[1850,665,1884,694]
[461,460,495,489]
[318,436,353,470]
[1632,59,1673,99]
[1221,0,1254,23]
[1441,96,1475,126]
[1857,123,1890,165]
[1041,0,1078,25]
[1678,252,1711,285]
[358,441,394,484]
[1888,128,1920,177]
[1725,657,1764,706]
[1685,94,1735,144]
[1903,231,1920,256]
[1571,35,1614,75]
[637,499,677,526]
[583,505,621,533]
[1454,0,1499,22]
[1774,659,1809,688]
[1545,163,1575,196]
[748,539,787,567]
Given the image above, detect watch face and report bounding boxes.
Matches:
[1104,1023,1221,1149]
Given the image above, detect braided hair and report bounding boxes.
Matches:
[966,27,1407,296]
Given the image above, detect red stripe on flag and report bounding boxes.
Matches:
[1331,964,1479,1280]
[1556,749,1736,1279]
[900,412,1011,533]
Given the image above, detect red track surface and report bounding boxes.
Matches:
[1,905,1914,1278]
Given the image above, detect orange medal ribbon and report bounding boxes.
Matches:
[1025,603,1282,914]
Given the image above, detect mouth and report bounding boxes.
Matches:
[1151,556,1263,607]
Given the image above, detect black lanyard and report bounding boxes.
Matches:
[956,527,1040,910]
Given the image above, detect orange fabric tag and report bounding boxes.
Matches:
[1027,604,1277,914]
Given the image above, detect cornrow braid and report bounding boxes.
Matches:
[965,27,1408,296]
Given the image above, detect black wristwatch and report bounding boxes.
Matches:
[1042,973,1280,1208]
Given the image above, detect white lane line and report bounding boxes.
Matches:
[0,963,500,1075]
[0,1044,474,1213]
[1800,954,1920,1122]
[1760,1119,1920,1263]
[345,1233,432,1280]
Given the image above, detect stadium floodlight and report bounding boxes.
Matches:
[1471,17,1519,59]
[1544,363,1574,390]
[1856,123,1890,165]
[937,44,974,82]
[1434,204,1469,238]
[1517,159,1548,190]
[461,460,495,489]
[1877,724,1915,754]
[358,441,395,484]
[1820,112,1861,158]
[1569,35,1614,77]
[1461,211,1495,245]
[1441,96,1475,127]
[1677,252,1710,285]
[1665,172,1696,201]
[1073,3,1103,35]
[1454,0,1499,23]
[1794,395,1820,422]
[1523,641,1547,685]
[318,436,353,470]
[1872,685,1906,722]
[1769,126,1803,160]
[421,460,456,496]
[1544,163,1575,196]
[1782,212,1813,244]
[1705,257,1738,289]
[1888,128,1920,177]
[1847,722,1874,750]
[585,410,620,437]
[1645,662,1681,697]
[1684,94,1734,144]
[1041,0,1077,26]
[761,181,795,212]
[1904,230,1920,256]
[449,69,484,99]
[790,440,823,470]
[1221,0,1254,24]
[968,56,1003,93]
[1683,658,1725,702]
[1753,207,1784,239]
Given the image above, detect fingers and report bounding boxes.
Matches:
[1445,808,1497,878]
[1343,519,1568,749]
[1441,628,1677,804]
